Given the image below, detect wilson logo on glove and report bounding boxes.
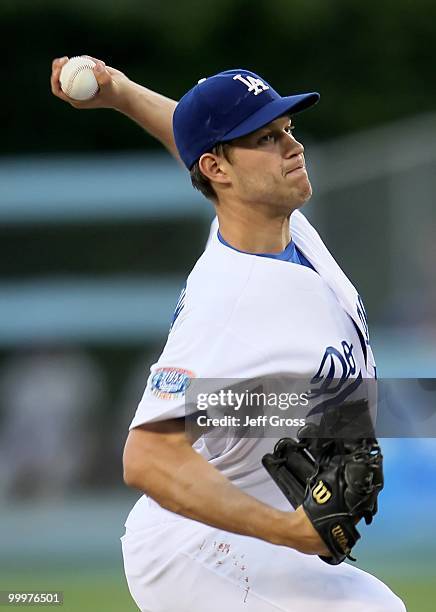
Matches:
[331,525,350,555]
[312,480,332,504]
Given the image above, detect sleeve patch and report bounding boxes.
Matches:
[150,367,195,400]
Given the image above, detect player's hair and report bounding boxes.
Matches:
[190,142,233,202]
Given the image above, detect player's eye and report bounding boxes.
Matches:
[285,125,295,135]
[258,133,275,144]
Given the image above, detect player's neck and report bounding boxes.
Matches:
[216,207,292,254]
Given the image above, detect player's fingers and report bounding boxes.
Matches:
[50,56,68,94]
[80,55,125,80]
[52,56,69,80]
[79,55,125,83]
[77,56,113,90]
[51,78,72,103]
[92,61,112,88]
[72,56,110,89]
[52,56,68,71]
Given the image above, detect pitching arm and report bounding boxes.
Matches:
[50,56,180,162]
[123,417,329,556]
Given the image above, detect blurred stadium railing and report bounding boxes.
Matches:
[1,113,435,374]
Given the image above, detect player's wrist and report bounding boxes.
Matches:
[266,507,328,555]
[261,509,300,548]
[112,77,137,114]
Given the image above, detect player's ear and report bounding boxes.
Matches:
[198,153,231,186]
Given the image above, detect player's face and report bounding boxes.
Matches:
[225,116,312,212]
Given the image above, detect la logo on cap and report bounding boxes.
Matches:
[233,74,270,96]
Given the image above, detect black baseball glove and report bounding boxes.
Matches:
[262,399,384,565]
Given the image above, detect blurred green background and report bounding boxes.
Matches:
[3,0,436,152]
[1,1,436,610]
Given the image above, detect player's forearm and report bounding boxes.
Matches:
[123,430,296,547]
[115,80,180,161]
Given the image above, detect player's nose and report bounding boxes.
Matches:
[282,133,304,159]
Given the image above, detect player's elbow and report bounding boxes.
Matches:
[122,449,140,489]
[122,454,139,489]
[123,451,151,491]
[122,419,190,492]
[122,430,152,490]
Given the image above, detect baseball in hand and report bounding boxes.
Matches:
[59,56,99,101]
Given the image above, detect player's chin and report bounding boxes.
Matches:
[287,168,311,193]
[293,176,313,205]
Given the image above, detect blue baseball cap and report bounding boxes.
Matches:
[173,69,320,169]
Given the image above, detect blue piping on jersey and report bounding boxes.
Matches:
[217,230,316,271]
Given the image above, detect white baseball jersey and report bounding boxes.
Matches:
[122,211,406,612]
[126,210,377,527]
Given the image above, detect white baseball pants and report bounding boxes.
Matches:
[121,501,406,612]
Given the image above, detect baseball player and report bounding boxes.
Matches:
[51,58,406,611]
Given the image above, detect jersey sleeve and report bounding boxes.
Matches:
[129,314,265,429]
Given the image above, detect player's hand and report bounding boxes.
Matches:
[289,506,331,557]
[50,56,131,111]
